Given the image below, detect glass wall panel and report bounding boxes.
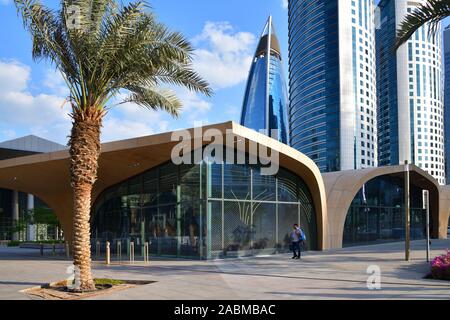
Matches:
[252,167,276,202]
[143,206,159,254]
[180,165,201,202]
[278,203,299,250]
[157,204,177,256]
[300,202,317,250]
[224,164,251,200]
[252,202,276,253]
[278,169,298,202]
[344,175,427,247]
[159,163,177,205]
[179,202,204,257]
[208,163,222,199]
[223,201,252,255]
[142,170,158,207]
[209,200,222,253]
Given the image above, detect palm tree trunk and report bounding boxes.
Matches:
[69,108,103,291]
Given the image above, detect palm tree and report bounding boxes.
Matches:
[14,0,212,291]
[395,0,450,49]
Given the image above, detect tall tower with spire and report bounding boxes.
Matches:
[240,16,289,144]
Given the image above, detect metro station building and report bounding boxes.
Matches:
[0,122,448,259]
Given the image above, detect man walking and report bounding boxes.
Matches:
[290,224,301,259]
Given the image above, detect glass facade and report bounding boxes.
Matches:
[240,17,289,145]
[444,26,450,183]
[0,188,54,241]
[343,175,427,247]
[377,0,445,185]
[289,0,379,172]
[377,0,399,167]
[91,150,317,259]
[0,189,13,240]
[288,0,341,172]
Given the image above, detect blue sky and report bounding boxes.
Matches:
[0,0,288,144]
[0,1,448,145]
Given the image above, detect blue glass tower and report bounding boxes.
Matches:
[288,0,378,172]
[445,25,450,183]
[240,16,289,144]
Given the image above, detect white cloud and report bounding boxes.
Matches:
[0,60,71,144]
[43,69,70,96]
[282,0,288,9]
[192,21,255,89]
[0,60,215,144]
[101,88,212,142]
[0,60,30,93]
[101,117,157,142]
[175,87,212,118]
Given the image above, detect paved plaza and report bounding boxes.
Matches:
[0,239,449,300]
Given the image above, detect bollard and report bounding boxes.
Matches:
[144,242,149,263]
[65,241,70,259]
[52,243,56,256]
[130,241,135,263]
[96,241,100,259]
[40,244,44,256]
[117,240,122,261]
[106,241,110,265]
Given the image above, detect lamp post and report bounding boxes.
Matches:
[404,160,410,261]
[422,190,430,262]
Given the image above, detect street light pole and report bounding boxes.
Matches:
[423,190,430,262]
[404,160,410,262]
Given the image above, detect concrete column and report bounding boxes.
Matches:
[27,194,36,241]
[12,190,19,241]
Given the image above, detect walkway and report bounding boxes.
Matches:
[0,240,449,299]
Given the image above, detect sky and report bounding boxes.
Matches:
[0,1,448,145]
[0,0,289,145]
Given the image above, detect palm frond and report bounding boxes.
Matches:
[15,0,212,119]
[395,0,450,50]
[123,86,182,117]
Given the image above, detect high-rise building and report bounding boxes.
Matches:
[288,0,377,172]
[377,0,445,185]
[444,25,450,184]
[240,16,289,144]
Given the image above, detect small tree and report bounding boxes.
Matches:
[15,0,211,291]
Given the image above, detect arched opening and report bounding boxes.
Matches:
[343,172,439,247]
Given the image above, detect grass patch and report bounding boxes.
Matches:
[94,278,126,286]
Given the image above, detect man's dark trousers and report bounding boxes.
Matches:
[292,241,300,258]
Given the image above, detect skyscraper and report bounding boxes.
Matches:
[288,0,377,172]
[444,25,450,184]
[377,0,445,185]
[240,16,289,144]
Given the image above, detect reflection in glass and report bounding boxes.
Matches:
[344,175,428,247]
[91,150,317,259]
